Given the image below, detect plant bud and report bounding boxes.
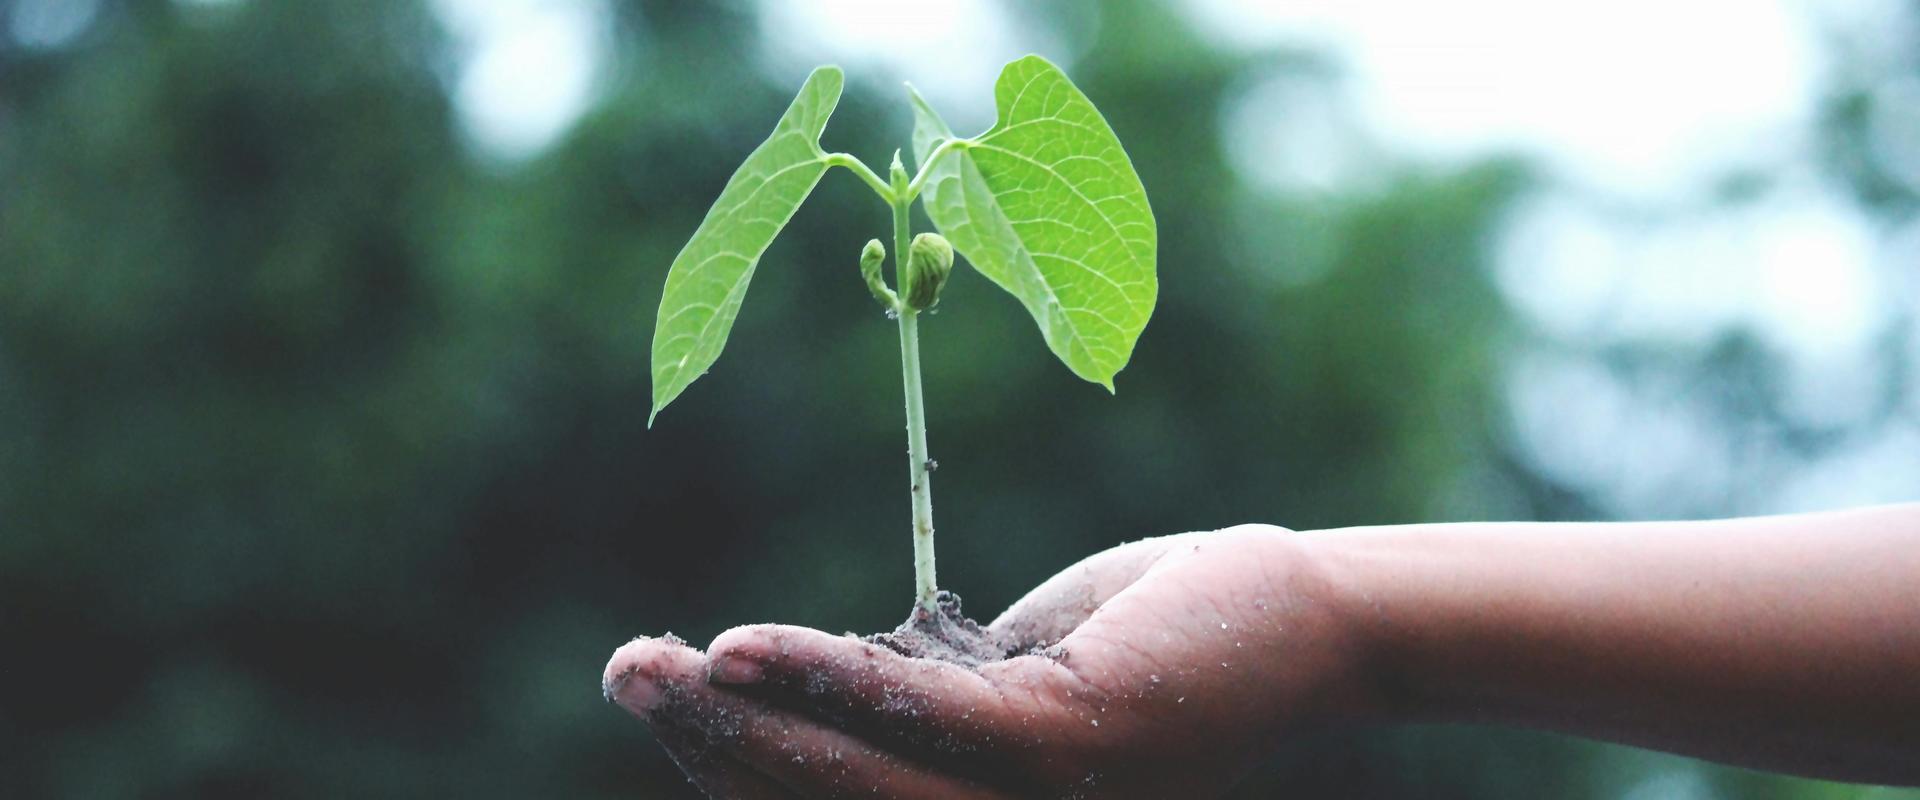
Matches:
[858,239,896,309]
[889,149,909,188]
[903,232,953,310]
[859,239,886,285]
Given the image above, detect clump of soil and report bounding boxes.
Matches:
[863,590,1015,668]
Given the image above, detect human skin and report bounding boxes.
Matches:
[603,504,1920,798]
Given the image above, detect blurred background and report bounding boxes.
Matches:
[3,0,1917,796]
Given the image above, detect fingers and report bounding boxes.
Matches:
[701,688,1004,799]
[706,624,1080,761]
[607,637,798,799]
[650,721,801,800]
[606,637,1002,799]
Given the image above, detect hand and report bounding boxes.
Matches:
[603,525,1381,798]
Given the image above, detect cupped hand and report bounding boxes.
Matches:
[603,525,1377,798]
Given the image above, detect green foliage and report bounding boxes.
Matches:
[649,66,844,424]
[912,56,1157,391]
[652,54,1157,422]
[644,56,1160,609]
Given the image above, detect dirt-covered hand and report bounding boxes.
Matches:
[605,525,1377,798]
[603,632,1002,799]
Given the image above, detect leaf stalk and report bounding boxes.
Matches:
[902,138,971,200]
[825,152,894,202]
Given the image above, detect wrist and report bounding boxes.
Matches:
[1212,527,1402,732]
[1293,527,1446,725]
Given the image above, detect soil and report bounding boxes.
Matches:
[862,589,1017,667]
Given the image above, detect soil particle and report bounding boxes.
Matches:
[863,590,1015,668]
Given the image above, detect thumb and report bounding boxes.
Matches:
[986,535,1185,651]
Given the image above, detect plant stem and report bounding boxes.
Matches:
[891,185,938,613]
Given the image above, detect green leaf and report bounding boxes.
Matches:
[912,55,1157,391]
[649,66,844,424]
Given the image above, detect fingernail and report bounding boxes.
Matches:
[612,673,664,715]
[603,660,664,715]
[708,655,763,685]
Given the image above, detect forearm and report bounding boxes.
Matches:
[1306,504,1920,785]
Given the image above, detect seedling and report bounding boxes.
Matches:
[650,56,1156,618]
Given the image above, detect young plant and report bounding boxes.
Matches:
[649,56,1156,616]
